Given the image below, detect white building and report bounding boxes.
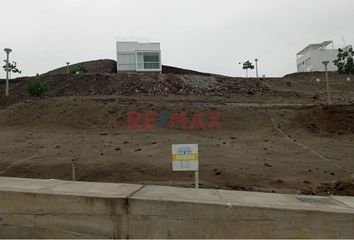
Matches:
[296,41,338,72]
[116,41,161,72]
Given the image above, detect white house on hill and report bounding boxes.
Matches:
[116,41,161,72]
[296,41,338,72]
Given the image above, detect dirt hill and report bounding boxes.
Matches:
[45,59,118,75]
[1,59,354,196]
[44,59,213,76]
[0,59,274,100]
[1,59,353,104]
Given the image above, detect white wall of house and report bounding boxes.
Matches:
[296,41,339,72]
[311,50,338,72]
[116,42,161,72]
[297,49,338,72]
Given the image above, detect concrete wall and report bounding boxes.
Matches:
[1,177,354,238]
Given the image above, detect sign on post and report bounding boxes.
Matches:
[172,144,199,188]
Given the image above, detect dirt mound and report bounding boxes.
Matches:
[266,72,354,99]
[4,59,352,105]
[1,96,353,195]
[283,71,352,81]
[301,181,354,196]
[298,105,354,134]
[0,58,272,100]
[4,72,271,98]
[44,58,216,77]
[162,65,212,76]
[45,59,117,75]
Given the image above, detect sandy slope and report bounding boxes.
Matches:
[0,94,353,195]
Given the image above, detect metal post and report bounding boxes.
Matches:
[195,171,199,189]
[72,161,76,181]
[255,58,259,78]
[325,67,330,105]
[4,48,12,96]
[322,61,331,105]
[66,62,70,74]
[71,155,80,181]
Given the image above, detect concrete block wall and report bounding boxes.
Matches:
[1,177,354,238]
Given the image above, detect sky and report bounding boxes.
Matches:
[0,0,353,78]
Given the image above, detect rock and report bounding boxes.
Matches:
[276,179,284,184]
[213,168,222,176]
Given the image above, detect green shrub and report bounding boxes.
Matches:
[334,48,354,74]
[26,77,49,96]
[70,64,88,74]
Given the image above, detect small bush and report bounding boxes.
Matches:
[70,64,88,74]
[334,48,354,74]
[26,77,49,96]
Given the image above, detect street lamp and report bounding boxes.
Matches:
[255,58,259,78]
[4,48,12,96]
[66,62,70,74]
[322,61,331,105]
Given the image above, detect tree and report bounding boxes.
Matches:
[26,76,48,97]
[240,60,254,78]
[2,60,22,79]
[333,47,354,74]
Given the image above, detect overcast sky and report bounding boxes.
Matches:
[0,0,353,78]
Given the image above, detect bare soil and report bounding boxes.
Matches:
[1,61,354,196]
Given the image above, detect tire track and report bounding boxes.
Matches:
[267,110,343,170]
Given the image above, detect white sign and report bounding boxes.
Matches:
[172,144,198,171]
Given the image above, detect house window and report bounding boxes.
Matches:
[119,53,136,71]
[137,52,160,70]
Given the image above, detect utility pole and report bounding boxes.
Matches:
[255,58,259,78]
[322,61,331,105]
[4,48,12,96]
[66,62,70,74]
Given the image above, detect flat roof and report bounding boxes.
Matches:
[297,41,333,55]
[116,41,160,44]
